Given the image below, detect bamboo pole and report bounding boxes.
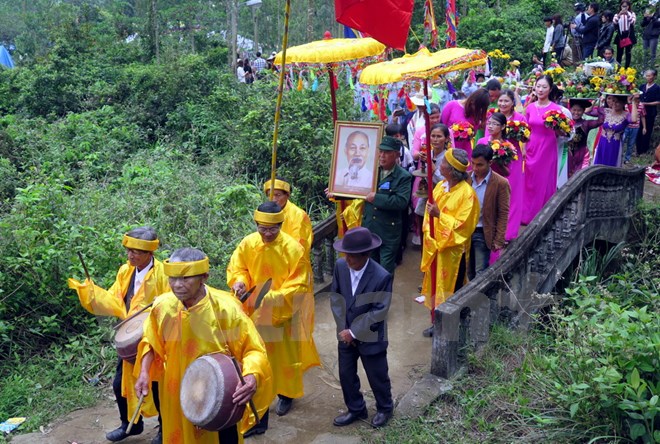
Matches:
[423,80,438,323]
[268,0,292,200]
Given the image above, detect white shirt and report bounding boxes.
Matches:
[133,258,153,296]
[544,25,555,53]
[471,170,491,228]
[349,258,369,297]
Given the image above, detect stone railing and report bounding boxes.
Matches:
[311,214,338,293]
[430,166,646,379]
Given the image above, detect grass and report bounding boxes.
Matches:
[0,325,116,438]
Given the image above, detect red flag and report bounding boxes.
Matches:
[335,0,414,50]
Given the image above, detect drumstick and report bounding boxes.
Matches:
[125,394,145,434]
[230,357,260,426]
[113,302,153,331]
[77,252,91,281]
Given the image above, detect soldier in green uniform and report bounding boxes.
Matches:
[361,136,413,274]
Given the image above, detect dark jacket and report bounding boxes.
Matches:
[552,23,566,49]
[330,258,392,356]
[468,171,511,251]
[361,164,412,243]
[597,22,615,50]
[577,13,601,45]
[642,13,660,39]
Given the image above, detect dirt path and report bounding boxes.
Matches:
[10,246,431,444]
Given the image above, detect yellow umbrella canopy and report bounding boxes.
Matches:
[273,38,386,66]
[359,47,487,85]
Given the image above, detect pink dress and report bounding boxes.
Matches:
[522,102,562,225]
[441,100,476,159]
[479,112,525,241]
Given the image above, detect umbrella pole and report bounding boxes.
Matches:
[268,0,292,199]
[329,65,348,235]
[423,80,437,325]
[328,67,338,123]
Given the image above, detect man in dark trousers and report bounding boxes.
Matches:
[360,136,412,274]
[468,145,511,278]
[330,227,394,429]
[573,2,601,59]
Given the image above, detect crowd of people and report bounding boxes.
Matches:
[545,1,660,69]
[236,51,278,83]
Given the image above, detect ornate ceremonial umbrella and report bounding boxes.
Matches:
[273,36,387,123]
[359,47,487,322]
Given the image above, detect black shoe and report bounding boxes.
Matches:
[106,421,144,442]
[150,428,162,444]
[243,425,267,438]
[371,411,392,428]
[422,326,433,337]
[333,409,368,426]
[275,396,293,416]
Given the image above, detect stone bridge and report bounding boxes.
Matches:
[311,166,646,380]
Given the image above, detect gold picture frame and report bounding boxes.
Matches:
[328,120,384,199]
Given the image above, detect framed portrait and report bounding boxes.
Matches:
[328,121,384,199]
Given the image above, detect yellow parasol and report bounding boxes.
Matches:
[273,36,386,123]
[358,46,487,324]
[274,37,386,67]
[359,47,486,85]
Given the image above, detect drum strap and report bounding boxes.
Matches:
[124,269,137,312]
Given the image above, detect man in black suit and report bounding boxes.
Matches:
[573,2,601,59]
[330,227,394,429]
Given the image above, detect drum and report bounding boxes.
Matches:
[114,311,149,364]
[180,353,246,431]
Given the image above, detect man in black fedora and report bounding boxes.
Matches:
[330,227,394,429]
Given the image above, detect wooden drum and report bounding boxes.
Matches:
[114,311,149,364]
[180,353,245,431]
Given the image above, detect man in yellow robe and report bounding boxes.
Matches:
[67,227,170,443]
[263,179,320,373]
[134,248,273,444]
[227,201,320,435]
[420,149,480,337]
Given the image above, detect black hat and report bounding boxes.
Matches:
[379,135,402,152]
[574,2,586,11]
[333,227,382,254]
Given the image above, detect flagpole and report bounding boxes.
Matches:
[423,80,437,324]
[268,0,291,199]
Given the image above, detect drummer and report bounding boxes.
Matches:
[67,226,169,443]
[134,247,273,444]
[227,201,319,436]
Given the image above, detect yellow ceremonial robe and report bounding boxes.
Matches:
[135,287,273,443]
[341,199,364,230]
[67,259,170,420]
[421,180,480,310]
[281,201,320,371]
[227,231,319,399]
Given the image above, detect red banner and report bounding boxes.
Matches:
[335,0,414,50]
[446,0,457,48]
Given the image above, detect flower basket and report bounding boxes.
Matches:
[490,139,518,165]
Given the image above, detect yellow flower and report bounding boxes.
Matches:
[545,117,553,122]
[627,75,635,83]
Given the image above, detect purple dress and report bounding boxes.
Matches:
[592,110,631,167]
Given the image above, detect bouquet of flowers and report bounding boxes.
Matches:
[486,107,500,118]
[543,109,574,135]
[450,121,474,141]
[490,139,518,164]
[504,120,531,142]
[487,49,511,76]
